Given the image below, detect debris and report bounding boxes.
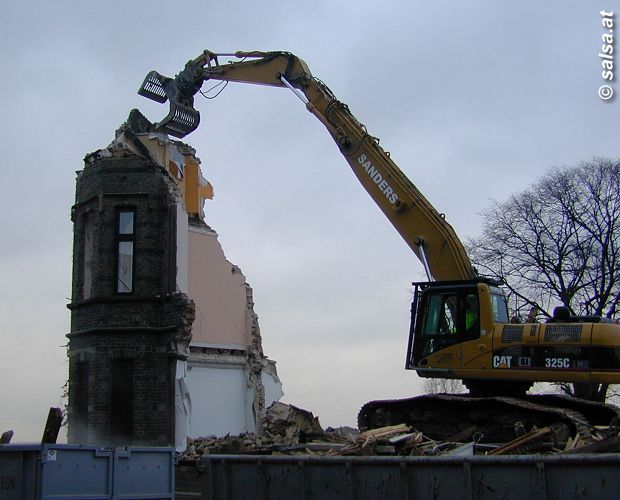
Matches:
[563,434,581,451]
[389,432,420,444]
[177,401,620,461]
[560,435,620,454]
[488,424,566,455]
[360,423,411,442]
[1,431,14,444]
[446,442,475,456]
[41,408,62,444]
[263,402,323,442]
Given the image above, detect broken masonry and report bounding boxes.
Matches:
[66,110,282,449]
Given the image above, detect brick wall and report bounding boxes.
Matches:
[67,146,194,446]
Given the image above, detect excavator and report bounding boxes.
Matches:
[138,50,620,442]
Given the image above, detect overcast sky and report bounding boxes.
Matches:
[1,1,617,441]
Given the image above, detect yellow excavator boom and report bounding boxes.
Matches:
[139,50,475,282]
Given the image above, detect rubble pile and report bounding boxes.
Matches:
[181,402,326,459]
[179,402,620,460]
[262,402,324,441]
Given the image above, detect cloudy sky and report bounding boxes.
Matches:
[1,1,617,440]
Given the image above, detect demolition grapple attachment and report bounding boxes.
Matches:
[138,61,204,138]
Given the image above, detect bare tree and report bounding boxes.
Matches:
[468,158,620,401]
[423,378,465,395]
[469,158,620,320]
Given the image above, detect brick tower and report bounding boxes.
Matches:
[66,114,195,446]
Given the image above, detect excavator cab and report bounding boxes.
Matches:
[406,280,508,372]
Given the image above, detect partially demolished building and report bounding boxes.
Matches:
[66,111,282,449]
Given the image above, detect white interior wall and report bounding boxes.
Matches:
[178,223,283,441]
[262,366,284,408]
[185,363,255,437]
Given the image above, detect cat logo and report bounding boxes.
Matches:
[492,355,513,368]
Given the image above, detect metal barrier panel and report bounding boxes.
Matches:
[113,447,175,499]
[0,446,40,500]
[0,444,175,499]
[199,454,620,500]
[40,445,113,498]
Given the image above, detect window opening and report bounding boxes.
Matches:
[465,293,479,338]
[491,291,509,323]
[111,359,133,444]
[417,288,481,358]
[116,210,135,293]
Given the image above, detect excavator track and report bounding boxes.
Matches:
[358,394,620,443]
[524,394,620,426]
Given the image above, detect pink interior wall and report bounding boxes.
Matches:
[188,228,248,346]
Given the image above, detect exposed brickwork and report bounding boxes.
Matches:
[67,332,176,445]
[245,284,267,434]
[70,146,175,303]
[67,143,194,446]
